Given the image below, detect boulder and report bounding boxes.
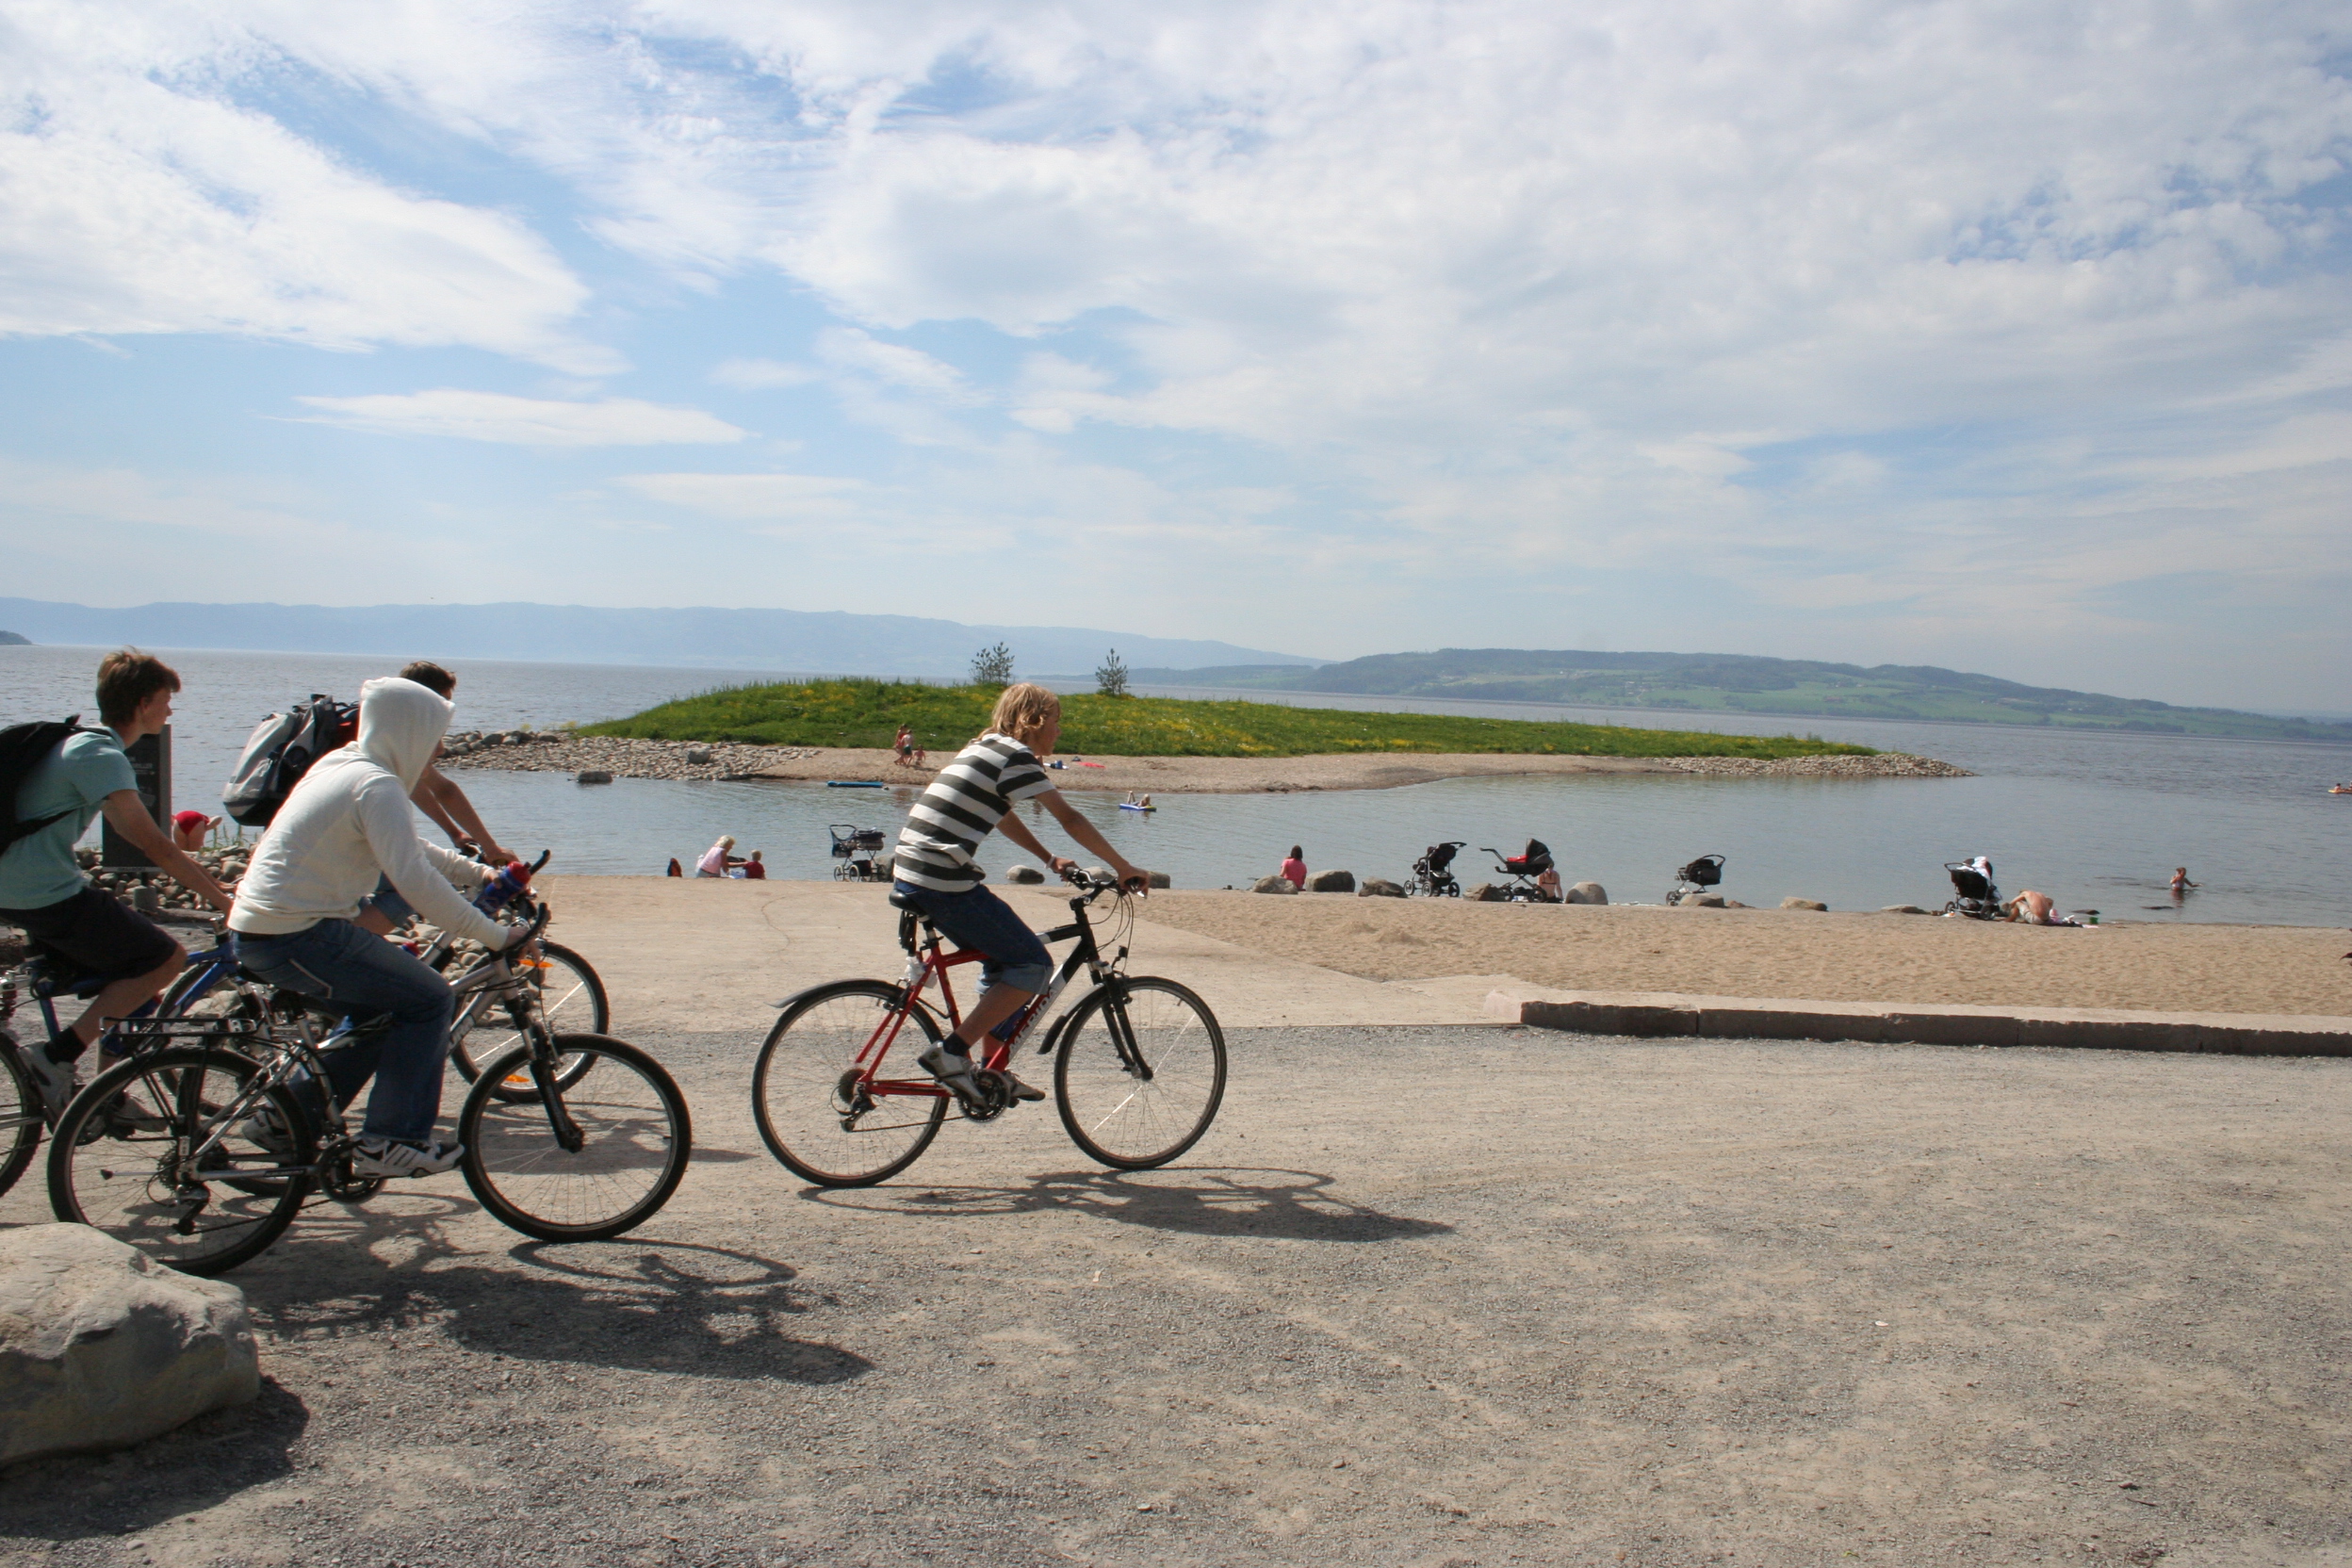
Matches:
[1358,878,1406,898]
[1881,904,1929,915]
[684,748,712,765]
[1306,870,1356,894]
[1781,897,1828,911]
[1680,893,1727,908]
[574,770,614,785]
[1147,871,1171,889]
[1565,881,1608,906]
[1006,865,1045,884]
[1464,883,1503,903]
[0,1225,259,1466]
[1251,874,1298,895]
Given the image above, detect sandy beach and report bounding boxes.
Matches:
[448,738,1970,791]
[1131,889,2352,1017]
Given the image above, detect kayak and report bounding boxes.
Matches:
[1119,803,1155,812]
[826,780,884,789]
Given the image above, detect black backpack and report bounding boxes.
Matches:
[221,695,359,828]
[0,716,90,851]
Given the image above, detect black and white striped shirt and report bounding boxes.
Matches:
[893,732,1054,891]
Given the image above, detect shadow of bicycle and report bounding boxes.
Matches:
[245,1227,869,1385]
[804,1167,1452,1244]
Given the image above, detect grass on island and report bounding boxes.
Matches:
[581,680,1878,760]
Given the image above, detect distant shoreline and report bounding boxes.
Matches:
[441,733,1971,792]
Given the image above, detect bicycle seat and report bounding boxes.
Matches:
[887,889,923,912]
[25,948,112,1001]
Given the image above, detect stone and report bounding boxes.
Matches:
[1464,883,1503,903]
[1781,897,1829,911]
[574,770,614,785]
[1006,866,1045,884]
[1881,904,1929,915]
[1305,870,1356,893]
[1358,878,1406,898]
[1251,874,1298,895]
[1681,893,1727,908]
[0,1225,259,1466]
[684,748,712,765]
[1565,881,1608,906]
[1147,871,1171,889]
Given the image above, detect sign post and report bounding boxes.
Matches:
[101,727,172,870]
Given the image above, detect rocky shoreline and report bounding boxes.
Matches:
[438,731,1972,788]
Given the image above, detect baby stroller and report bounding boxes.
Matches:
[1666,853,1725,906]
[1411,841,1465,898]
[1942,860,2002,920]
[830,824,890,883]
[1480,839,1555,900]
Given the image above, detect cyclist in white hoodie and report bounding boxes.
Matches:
[230,676,526,1177]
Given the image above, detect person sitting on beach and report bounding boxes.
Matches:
[893,683,1149,1106]
[742,850,767,880]
[170,809,220,853]
[2003,890,2078,926]
[665,858,683,877]
[696,836,740,877]
[1535,865,1563,904]
[1281,846,1307,890]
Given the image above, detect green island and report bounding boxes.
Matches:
[582,679,1878,760]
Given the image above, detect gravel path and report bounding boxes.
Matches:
[4,1025,2347,1567]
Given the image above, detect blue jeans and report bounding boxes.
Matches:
[234,920,454,1144]
[361,874,414,929]
[891,882,1054,1025]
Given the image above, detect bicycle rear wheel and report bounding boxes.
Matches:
[1054,976,1227,1170]
[753,981,947,1186]
[49,1046,315,1276]
[458,1034,690,1242]
[449,942,610,1102]
[0,1041,41,1198]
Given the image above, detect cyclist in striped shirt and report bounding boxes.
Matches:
[893,683,1149,1103]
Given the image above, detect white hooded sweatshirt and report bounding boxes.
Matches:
[230,678,513,948]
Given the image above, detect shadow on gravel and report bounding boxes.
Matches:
[249,1233,870,1385]
[0,1377,311,1543]
[808,1167,1453,1244]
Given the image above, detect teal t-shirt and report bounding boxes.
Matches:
[0,728,136,910]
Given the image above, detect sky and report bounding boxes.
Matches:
[1,1,2348,710]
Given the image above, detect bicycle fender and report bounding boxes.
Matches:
[771,978,945,1033]
[1037,984,1108,1054]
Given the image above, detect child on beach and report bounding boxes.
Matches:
[892,683,1148,1104]
[1281,846,1307,890]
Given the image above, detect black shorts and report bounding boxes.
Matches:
[0,884,180,981]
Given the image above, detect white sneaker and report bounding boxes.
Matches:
[232,1104,294,1153]
[352,1136,465,1177]
[24,1041,80,1126]
[917,1045,980,1098]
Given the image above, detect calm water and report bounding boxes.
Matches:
[7,645,2348,926]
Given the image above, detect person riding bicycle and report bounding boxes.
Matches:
[1,650,235,1116]
[892,683,1148,1105]
[353,661,517,936]
[230,676,530,1178]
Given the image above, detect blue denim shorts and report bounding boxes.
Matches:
[890,882,1054,994]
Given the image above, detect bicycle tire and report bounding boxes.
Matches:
[48,1045,315,1277]
[1054,976,1227,1170]
[458,1033,691,1242]
[0,1039,41,1199]
[753,980,947,1187]
[449,941,609,1102]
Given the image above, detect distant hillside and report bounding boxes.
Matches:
[1131,649,2352,743]
[0,630,27,645]
[0,599,1315,679]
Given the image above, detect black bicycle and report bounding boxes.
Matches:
[751,869,1226,1186]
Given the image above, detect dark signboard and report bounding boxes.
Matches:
[101,727,172,870]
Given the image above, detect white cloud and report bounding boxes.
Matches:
[613,471,863,517]
[294,391,747,446]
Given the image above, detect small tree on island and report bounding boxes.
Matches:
[971,642,1015,685]
[1094,648,1130,698]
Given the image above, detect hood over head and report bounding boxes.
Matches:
[355,677,451,791]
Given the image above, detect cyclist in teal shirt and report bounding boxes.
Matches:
[0,650,234,1117]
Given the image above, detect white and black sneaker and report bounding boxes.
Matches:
[917,1045,982,1102]
[999,1069,1047,1102]
[352,1136,465,1178]
[24,1040,80,1126]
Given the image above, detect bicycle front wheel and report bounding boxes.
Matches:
[49,1046,315,1276]
[1055,977,1227,1170]
[753,981,947,1187]
[0,1040,41,1198]
[458,1034,690,1242]
[449,941,610,1102]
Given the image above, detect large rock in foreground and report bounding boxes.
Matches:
[1305,870,1356,893]
[0,1225,260,1466]
[1566,881,1608,905]
[1250,874,1298,895]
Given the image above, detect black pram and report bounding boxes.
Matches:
[1411,840,1465,898]
[1481,838,1555,900]
[1942,860,2001,920]
[1666,853,1725,906]
[831,824,890,883]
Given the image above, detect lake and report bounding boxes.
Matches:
[5,645,2348,926]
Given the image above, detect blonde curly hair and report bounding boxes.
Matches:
[987,682,1063,742]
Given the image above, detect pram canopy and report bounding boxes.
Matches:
[1675,854,1725,889]
[1501,838,1552,874]
[1944,862,1996,902]
[1423,841,1461,873]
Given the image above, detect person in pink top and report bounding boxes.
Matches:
[696,836,739,877]
[1280,845,1307,889]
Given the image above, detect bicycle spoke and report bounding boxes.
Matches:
[753,982,947,1186]
[1055,979,1227,1170]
